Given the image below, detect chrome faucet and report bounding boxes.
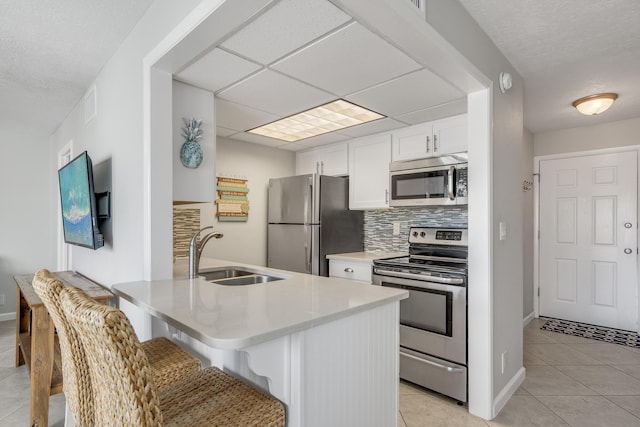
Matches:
[188,226,224,279]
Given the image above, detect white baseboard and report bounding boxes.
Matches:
[523,311,535,327]
[493,367,526,418]
[0,312,17,322]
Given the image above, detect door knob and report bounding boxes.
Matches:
[624,248,633,254]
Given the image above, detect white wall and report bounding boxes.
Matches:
[523,128,534,319]
[534,116,640,157]
[0,127,56,317]
[49,0,202,290]
[197,137,295,266]
[427,0,524,417]
[173,81,216,203]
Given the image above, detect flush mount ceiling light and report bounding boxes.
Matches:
[248,99,385,142]
[572,93,618,116]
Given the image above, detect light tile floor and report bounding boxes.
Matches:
[4,318,640,426]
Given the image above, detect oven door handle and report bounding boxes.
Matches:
[373,268,464,285]
[411,255,467,264]
[401,351,465,373]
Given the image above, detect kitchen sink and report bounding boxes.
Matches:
[198,267,255,282]
[213,274,283,286]
[198,266,285,286]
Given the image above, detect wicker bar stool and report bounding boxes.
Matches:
[60,285,286,426]
[32,269,202,425]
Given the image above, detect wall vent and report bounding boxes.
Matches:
[84,85,97,124]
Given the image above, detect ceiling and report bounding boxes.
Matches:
[3,0,639,141]
[174,0,466,152]
[0,0,153,135]
[458,0,640,133]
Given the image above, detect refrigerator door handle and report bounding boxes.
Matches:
[304,176,313,225]
[304,226,311,273]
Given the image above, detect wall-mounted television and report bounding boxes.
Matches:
[58,151,104,249]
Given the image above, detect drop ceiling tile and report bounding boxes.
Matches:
[216,98,279,132]
[287,131,352,149]
[396,98,468,125]
[216,126,238,137]
[347,69,464,117]
[175,48,261,93]
[228,131,290,148]
[217,69,334,117]
[221,0,351,65]
[273,22,421,96]
[335,118,406,137]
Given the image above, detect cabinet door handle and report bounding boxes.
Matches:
[433,134,438,152]
[385,189,389,204]
[344,267,354,273]
[426,136,431,153]
[320,161,324,175]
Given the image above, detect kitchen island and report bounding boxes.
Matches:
[112,258,407,427]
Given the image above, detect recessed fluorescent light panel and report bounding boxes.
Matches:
[248,99,385,142]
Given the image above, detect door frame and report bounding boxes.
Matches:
[533,145,640,330]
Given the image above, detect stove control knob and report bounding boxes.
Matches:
[420,231,426,238]
[412,231,419,237]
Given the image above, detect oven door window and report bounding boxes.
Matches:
[383,282,452,336]
[391,170,450,200]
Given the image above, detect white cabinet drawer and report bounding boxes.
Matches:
[329,260,372,283]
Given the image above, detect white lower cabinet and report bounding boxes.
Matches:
[329,259,372,283]
[348,133,391,209]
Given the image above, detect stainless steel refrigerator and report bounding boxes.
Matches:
[267,174,363,276]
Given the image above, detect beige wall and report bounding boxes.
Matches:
[198,137,295,266]
[534,117,640,157]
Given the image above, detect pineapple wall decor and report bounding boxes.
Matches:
[180,117,204,168]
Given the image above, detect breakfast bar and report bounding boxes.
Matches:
[112,258,407,427]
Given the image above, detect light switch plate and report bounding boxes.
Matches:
[499,221,507,241]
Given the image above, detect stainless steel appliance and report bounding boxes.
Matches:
[268,174,363,276]
[389,154,468,207]
[372,227,468,402]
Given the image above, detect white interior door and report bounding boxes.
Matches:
[539,151,638,331]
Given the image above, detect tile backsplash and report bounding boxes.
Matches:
[173,207,201,260]
[364,206,468,253]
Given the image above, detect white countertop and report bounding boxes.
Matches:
[112,258,407,350]
[325,251,407,262]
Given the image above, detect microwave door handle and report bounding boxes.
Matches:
[448,166,455,200]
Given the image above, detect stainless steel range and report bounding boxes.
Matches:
[372,227,468,402]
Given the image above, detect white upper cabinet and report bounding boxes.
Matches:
[296,142,348,176]
[391,114,467,162]
[348,133,392,210]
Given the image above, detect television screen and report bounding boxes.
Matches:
[58,151,103,249]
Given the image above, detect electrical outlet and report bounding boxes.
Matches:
[0,294,4,306]
[501,350,508,374]
[393,222,400,235]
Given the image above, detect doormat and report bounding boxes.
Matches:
[540,317,640,348]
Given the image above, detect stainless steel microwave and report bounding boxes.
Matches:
[389,154,468,207]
